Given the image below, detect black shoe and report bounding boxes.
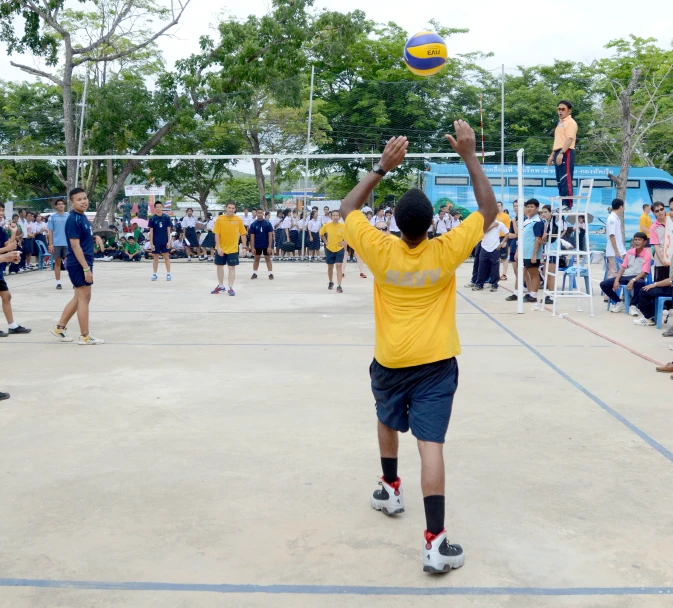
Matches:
[490,286,498,292]
[523,294,537,303]
[0,392,9,401]
[251,273,258,279]
[328,282,334,290]
[544,296,553,305]
[56,284,62,290]
[8,325,31,334]
[471,285,483,291]
[337,285,343,293]
[505,294,517,301]
[0,330,7,338]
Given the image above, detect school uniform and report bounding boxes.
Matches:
[181,215,199,248]
[306,219,322,251]
[290,216,301,250]
[202,218,216,249]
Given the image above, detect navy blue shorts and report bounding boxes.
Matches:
[152,243,170,254]
[370,357,458,443]
[509,239,517,262]
[66,260,94,288]
[325,249,345,264]
[215,252,239,266]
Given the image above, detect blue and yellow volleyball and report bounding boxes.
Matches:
[403,31,448,76]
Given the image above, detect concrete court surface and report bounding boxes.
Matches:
[1,258,673,608]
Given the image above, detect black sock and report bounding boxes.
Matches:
[380,457,398,484]
[424,495,445,535]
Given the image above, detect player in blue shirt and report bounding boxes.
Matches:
[249,208,274,280]
[148,201,172,281]
[0,202,31,337]
[50,188,104,345]
[47,198,69,289]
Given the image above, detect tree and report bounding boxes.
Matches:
[217,177,262,209]
[1,0,190,224]
[595,37,673,198]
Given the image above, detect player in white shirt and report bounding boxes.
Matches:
[434,209,451,235]
[241,208,254,258]
[472,220,509,292]
[306,210,322,261]
[180,208,202,262]
[605,198,627,279]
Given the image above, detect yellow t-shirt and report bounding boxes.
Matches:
[553,115,578,151]
[344,211,484,368]
[497,211,511,232]
[213,215,246,254]
[319,221,346,252]
[639,213,652,234]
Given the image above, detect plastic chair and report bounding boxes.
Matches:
[35,239,52,270]
[655,297,672,329]
[562,256,590,294]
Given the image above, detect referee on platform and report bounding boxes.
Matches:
[547,100,577,209]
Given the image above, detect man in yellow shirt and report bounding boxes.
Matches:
[211,203,247,296]
[547,100,578,209]
[639,204,652,241]
[342,120,496,574]
[319,211,347,293]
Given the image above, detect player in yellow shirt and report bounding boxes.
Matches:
[342,120,497,574]
[639,204,652,240]
[211,203,247,296]
[319,211,347,293]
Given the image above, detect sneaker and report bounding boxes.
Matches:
[151,274,158,281]
[360,273,367,279]
[211,286,225,294]
[662,327,673,338]
[336,285,343,293]
[490,286,498,292]
[78,334,104,345]
[633,317,655,326]
[268,274,274,280]
[464,282,475,288]
[251,273,258,279]
[423,529,465,573]
[505,294,518,301]
[0,392,9,401]
[628,305,640,317]
[328,282,334,290]
[56,284,62,290]
[187,257,192,263]
[50,326,73,342]
[8,325,31,334]
[228,288,235,296]
[371,477,405,515]
[166,273,172,281]
[0,330,6,338]
[544,296,553,305]
[610,301,625,313]
[523,294,537,303]
[471,285,483,291]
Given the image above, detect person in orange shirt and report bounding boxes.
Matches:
[547,100,577,209]
[342,120,497,574]
[211,203,247,296]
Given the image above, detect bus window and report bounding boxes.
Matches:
[435,176,469,186]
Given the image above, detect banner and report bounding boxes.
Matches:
[124,185,165,197]
[664,216,673,264]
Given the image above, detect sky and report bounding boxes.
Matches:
[1,0,671,83]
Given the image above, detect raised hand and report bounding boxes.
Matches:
[444,120,476,159]
[379,136,409,172]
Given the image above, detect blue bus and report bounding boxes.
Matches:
[424,163,673,249]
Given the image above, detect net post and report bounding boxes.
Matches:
[516,148,525,314]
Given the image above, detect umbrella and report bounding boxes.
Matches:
[130,218,149,229]
[566,212,594,225]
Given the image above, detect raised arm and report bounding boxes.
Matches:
[340,137,409,219]
[445,120,497,229]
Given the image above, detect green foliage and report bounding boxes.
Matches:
[217,177,262,208]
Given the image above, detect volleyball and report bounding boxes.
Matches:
[403,31,448,76]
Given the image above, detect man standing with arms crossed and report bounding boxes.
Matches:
[547,100,577,210]
[211,203,247,296]
[342,120,496,573]
[50,188,103,345]
[47,198,69,289]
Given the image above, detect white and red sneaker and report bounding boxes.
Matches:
[370,477,405,516]
[423,529,465,573]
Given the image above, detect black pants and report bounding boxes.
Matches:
[471,242,482,283]
[476,248,500,287]
[554,149,575,209]
[599,275,643,305]
[638,286,673,320]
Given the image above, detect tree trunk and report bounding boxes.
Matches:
[198,193,209,219]
[269,158,276,211]
[247,132,267,211]
[107,157,115,227]
[62,40,78,195]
